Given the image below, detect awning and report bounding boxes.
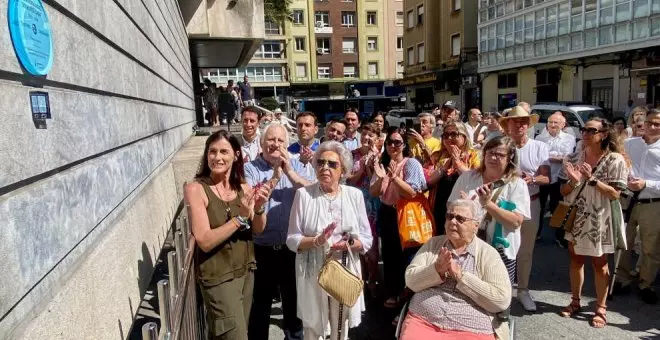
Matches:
[189,38,263,68]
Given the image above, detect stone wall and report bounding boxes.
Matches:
[0,0,195,338]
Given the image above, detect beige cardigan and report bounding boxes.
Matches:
[404,236,512,340]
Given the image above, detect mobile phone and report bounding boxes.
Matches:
[491,179,506,190]
[406,119,414,130]
[413,123,421,132]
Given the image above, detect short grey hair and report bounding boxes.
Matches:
[260,122,289,147]
[447,199,480,221]
[312,141,353,178]
[418,112,436,126]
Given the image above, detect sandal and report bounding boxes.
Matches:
[384,296,399,309]
[559,297,581,318]
[590,305,607,328]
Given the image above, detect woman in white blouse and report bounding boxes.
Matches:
[448,136,531,283]
[286,141,373,340]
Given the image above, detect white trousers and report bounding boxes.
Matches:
[303,297,350,340]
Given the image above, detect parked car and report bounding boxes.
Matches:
[386,109,418,129]
[530,103,604,140]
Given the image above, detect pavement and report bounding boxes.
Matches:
[266,220,660,340]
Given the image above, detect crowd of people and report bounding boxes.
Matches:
[184,100,660,340]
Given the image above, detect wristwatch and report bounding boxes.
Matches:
[588,178,598,186]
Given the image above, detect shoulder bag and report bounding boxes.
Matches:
[318,249,363,307]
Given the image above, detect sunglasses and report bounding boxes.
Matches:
[386,139,404,147]
[442,132,461,139]
[580,127,604,135]
[316,158,340,169]
[446,212,474,224]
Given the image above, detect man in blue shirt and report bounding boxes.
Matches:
[343,108,361,151]
[245,123,312,340]
[288,111,320,180]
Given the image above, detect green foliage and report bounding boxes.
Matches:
[264,0,292,25]
[260,97,280,111]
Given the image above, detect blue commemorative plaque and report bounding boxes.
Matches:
[8,0,54,76]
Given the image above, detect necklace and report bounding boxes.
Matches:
[319,184,340,202]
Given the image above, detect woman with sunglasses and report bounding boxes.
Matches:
[557,118,629,328]
[369,111,388,150]
[287,141,373,340]
[184,130,271,340]
[448,136,531,284]
[400,199,512,340]
[369,127,427,310]
[428,122,481,234]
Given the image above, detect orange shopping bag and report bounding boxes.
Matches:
[396,195,435,249]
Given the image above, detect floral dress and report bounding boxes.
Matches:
[558,152,628,257]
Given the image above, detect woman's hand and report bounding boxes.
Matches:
[373,163,387,179]
[253,182,273,211]
[563,161,582,183]
[448,258,463,281]
[476,183,493,207]
[239,191,255,218]
[449,145,462,163]
[315,222,337,246]
[434,247,452,278]
[387,161,397,178]
[578,162,593,180]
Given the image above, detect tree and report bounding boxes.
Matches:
[260,97,280,111]
[264,0,292,25]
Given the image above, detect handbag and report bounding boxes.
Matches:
[549,154,608,231]
[318,250,364,307]
[477,184,506,241]
[396,194,435,249]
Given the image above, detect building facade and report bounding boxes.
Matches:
[200,19,290,103]
[478,0,660,114]
[286,0,403,99]
[399,0,479,111]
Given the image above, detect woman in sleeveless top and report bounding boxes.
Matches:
[184,130,272,340]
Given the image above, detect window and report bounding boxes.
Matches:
[212,66,284,83]
[343,64,357,78]
[367,37,378,51]
[255,41,281,58]
[407,47,415,65]
[451,34,461,56]
[265,21,280,35]
[296,63,307,78]
[341,11,356,27]
[368,62,378,78]
[396,11,404,25]
[407,10,414,28]
[318,65,331,79]
[292,10,304,25]
[417,5,424,25]
[497,73,518,89]
[633,19,649,39]
[397,36,403,50]
[396,61,404,78]
[367,12,377,25]
[294,37,306,51]
[417,43,425,63]
[342,38,356,53]
[316,38,331,54]
[315,11,330,27]
[454,0,461,11]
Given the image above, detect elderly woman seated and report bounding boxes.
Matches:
[400,199,512,340]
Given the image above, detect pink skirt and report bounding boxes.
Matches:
[400,312,496,340]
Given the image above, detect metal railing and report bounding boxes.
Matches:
[142,212,204,340]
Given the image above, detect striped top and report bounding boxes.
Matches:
[408,239,494,334]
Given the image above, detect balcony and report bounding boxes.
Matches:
[315,26,334,34]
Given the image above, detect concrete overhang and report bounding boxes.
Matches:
[179,0,265,68]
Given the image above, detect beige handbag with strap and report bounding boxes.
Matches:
[318,250,363,307]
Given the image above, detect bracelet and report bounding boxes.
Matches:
[313,236,322,248]
[254,206,266,215]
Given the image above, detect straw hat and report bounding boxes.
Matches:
[498,106,539,130]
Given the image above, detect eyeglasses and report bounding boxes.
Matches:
[485,150,508,160]
[386,139,404,147]
[645,121,660,129]
[635,124,645,129]
[442,132,461,139]
[316,159,340,169]
[580,127,604,135]
[446,212,474,224]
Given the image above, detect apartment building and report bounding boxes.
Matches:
[200,19,289,102]
[286,0,403,99]
[399,0,479,111]
[478,0,660,114]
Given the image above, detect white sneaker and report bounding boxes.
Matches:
[517,289,537,312]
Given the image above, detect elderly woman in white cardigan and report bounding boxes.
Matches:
[401,199,512,340]
[286,141,373,340]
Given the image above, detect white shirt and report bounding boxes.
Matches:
[625,137,660,200]
[241,132,261,162]
[535,129,576,183]
[448,171,531,260]
[464,122,482,144]
[516,139,550,196]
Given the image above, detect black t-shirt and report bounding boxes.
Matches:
[238,82,252,101]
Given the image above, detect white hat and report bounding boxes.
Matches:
[273,108,283,114]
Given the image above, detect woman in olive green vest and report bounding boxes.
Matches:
[184,130,272,340]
